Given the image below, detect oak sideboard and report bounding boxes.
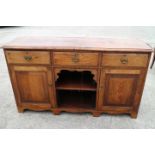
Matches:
[3,37,152,118]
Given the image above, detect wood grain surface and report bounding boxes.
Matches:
[3,37,152,52]
[3,37,152,118]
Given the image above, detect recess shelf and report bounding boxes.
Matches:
[57,90,96,109]
[56,78,96,91]
[55,70,97,91]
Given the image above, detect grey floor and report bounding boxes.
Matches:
[0,26,155,129]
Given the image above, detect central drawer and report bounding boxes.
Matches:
[53,51,99,66]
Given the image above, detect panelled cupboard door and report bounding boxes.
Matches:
[98,69,144,112]
[10,66,54,110]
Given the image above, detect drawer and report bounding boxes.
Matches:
[53,52,99,66]
[102,53,148,67]
[5,51,50,64]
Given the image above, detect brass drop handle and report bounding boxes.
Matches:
[120,56,128,64]
[72,53,79,63]
[24,55,32,61]
[48,83,53,87]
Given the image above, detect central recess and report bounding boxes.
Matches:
[55,70,97,109]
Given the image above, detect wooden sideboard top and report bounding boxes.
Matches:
[3,36,152,52]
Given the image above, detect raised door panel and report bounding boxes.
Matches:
[98,69,143,112]
[10,66,54,110]
[16,71,49,103]
[104,74,138,106]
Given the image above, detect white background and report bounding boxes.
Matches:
[0,130,155,155]
[0,0,155,155]
[0,0,155,25]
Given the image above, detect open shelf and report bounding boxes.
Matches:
[57,90,96,109]
[55,70,97,91]
[56,79,96,91]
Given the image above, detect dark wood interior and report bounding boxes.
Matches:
[55,70,97,110]
[55,70,97,91]
[57,90,96,109]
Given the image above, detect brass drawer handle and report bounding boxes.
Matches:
[48,83,53,87]
[120,56,128,64]
[72,53,79,63]
[24,55,32,61]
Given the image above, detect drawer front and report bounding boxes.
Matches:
[102,53,148,67]
[53,52,99,66]
[5,51,50,64]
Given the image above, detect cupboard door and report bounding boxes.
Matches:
[98,69,144,112]
[10,66,54,110]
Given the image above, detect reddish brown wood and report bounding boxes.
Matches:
[3,37,152,118]
[56,81,96,91]
[55,70,97,91]
[17,106,24,113]
[5,51,51,64]
[53,51,99,66]
[8,65,55,111]
[52,109,61,115]
[3,37,152,52]
[98,69,144,117]
[102,53,148,67]
[92,112,101,117]
[56,90,96,109]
